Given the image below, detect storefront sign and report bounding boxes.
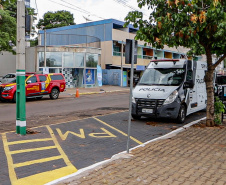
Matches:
[97,65,102,86]
[136,65,145,71]
[84,69,95,85]
[43,67,49,74]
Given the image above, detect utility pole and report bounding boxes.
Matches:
[44,29,46,67]
[125,39,136,153]
[16,0,26,135]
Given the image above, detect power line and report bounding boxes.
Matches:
[112,0,148,17]
[61,0,105,19]
[113,0,138,11]
[46,0,104,20]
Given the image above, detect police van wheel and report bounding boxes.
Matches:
[132,114,141,120]
[177,105,186,123]
[50,88,59,99]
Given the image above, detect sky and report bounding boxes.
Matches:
[30,0,150,25]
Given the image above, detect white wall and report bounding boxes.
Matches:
[0,51,16,77]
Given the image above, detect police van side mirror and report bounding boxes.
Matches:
[184,80,194,89]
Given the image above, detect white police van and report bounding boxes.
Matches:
[132,59,207,123]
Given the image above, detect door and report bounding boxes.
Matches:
[196,69,206,108]
[186,69,197,114]
[26,76,41,96]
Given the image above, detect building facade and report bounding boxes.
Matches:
[2,19,213,87]
[36,19,197,87]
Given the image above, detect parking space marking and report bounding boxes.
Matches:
[56,127,117,140]
[93,117,143,145]
[2,126,77,185]
[46,125,76,167]
[10,146,57,154]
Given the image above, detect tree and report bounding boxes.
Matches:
[125,0,226,126]
[0,0,16,53]
[0,0,37,52]
[36,10,75,30]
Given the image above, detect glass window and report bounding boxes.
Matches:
[39,52,44,67]
[46,52,62,67]
[50,75,64,80]
[49,68,62,73]
[63,52,74,68]
[86,53,98,67]
[186,70,193,81]
[39,75,47,82]
[139,68,185,86]
[27,76,37,83]
[74,53,84,67]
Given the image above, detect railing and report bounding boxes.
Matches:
[113,51,125,56]
[113,52,153,60]
[143,55,153,59]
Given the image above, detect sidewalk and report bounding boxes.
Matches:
[49,120,226,185]
[61,85,130,97]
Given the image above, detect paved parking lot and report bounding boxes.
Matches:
[0,110,205,185]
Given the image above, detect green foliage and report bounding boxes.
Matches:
[214,97,225,125]
[36,10,75,30]
[0,0,37,53]
[0,7,16,53]
[30,37,38,47]
[124,0,226,58]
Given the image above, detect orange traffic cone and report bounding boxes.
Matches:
[75,88,80,98]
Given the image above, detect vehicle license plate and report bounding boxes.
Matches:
[142,109,153,113]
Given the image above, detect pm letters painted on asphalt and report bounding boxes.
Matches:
[56,128,117,140]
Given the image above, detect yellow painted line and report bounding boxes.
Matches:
[13,166,77,185]
[2,133,18,184]
[14,155,62,168]
[10,146,57,154]
[8,138,52,145]
[93,117,143,145]
[46,125,77,168]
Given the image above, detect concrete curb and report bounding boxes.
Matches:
[45,116,206,185]
[68,89,129,96]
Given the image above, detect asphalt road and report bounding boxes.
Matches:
[0,92,206,185]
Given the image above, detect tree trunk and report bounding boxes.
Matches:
[205,70,215,126]
[205,48,215,127]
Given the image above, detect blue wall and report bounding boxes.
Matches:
[39,19,138,46]
[102,69,127,86]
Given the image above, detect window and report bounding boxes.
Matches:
[39,52,62,67]
[27,76,37,83]
[63,52,74,68]
[86,53,98,67]
[39,75,47,82]
[139,68,185,86]
[74,53,84,67]
[186,70,193,81]
[50,75,64,80]
[46,52,62,67]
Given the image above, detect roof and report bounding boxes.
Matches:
[39,19,138,34]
